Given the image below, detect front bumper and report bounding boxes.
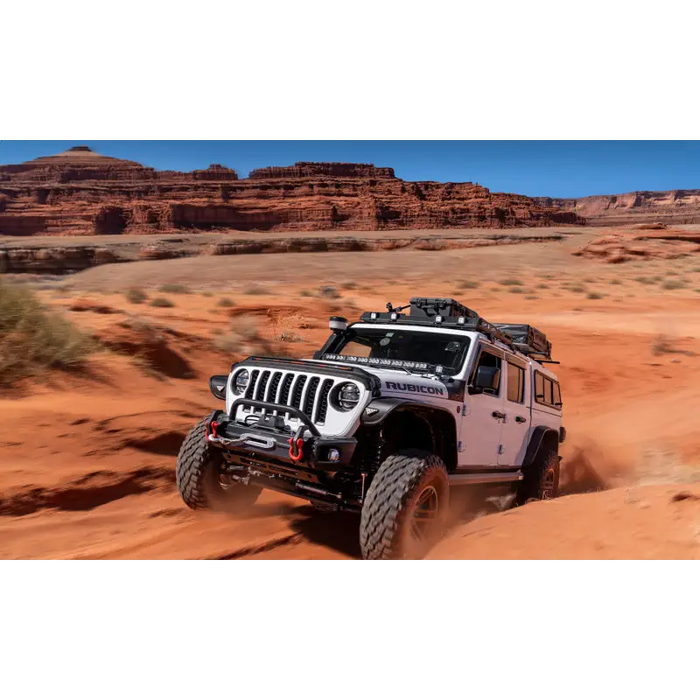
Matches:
[205,399,358,471]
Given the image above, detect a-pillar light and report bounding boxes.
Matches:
[329,316,348,333]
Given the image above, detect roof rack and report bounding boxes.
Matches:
[357,298,553,361]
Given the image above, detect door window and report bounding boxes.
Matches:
[506,361,525,403]
[473,349,502,397]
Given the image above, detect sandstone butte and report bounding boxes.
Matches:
[0,146,582,237]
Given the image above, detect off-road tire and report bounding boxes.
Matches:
[360,449,449,560]
[176,415,261,511]
[516,446,560,505]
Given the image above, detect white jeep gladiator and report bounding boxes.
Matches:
[176,297,565,559]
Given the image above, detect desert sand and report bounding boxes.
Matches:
[1,227,699,558]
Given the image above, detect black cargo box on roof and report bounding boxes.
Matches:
[493,323,552,359]
[409,297,479,320]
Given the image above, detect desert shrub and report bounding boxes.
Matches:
[214,317,272,355]
[635,276,654,285]
[0,281,94,383]
[500,278,523,286]
[662,279,686,290]
[300,289,313,297]
[244,285,270,295]
[217,297,235,307]
[536,283,549,289]
[201,291,214,297]
[587,292,604,300]
[125,288,147,304]
[569,285,586,293]
[508,287,525,294]
[318,286,341,299]
[524,295,539,300]
[340,281,358,290]
[609,279,623,285]
[159,283,190,294]
[457,280,480,289]
[150,297,175,308]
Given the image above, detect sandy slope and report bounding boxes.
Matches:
[1,234,699,559]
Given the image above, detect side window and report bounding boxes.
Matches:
[474,349,502,397]
[534,371,562,409]
[534,372,544,402]
[506,361,525,403]
[552,381,562,407]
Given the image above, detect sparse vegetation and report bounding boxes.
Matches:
[159,283,190,294]
[499,278,523,287]
[217,297,235,307]
[0,281,94,384]
[340,281,358,290]
[609,279,623,285]
[149,297,175,308]
[300,289,313,297]
[125,288,147,304]
[244,285,269,295]
[201,291,214,297]
[214,317,273,356]
[457,280,480,289]
[536,283,549,289]
[508,287,525,294]
[569,285,586,293]
[662,279,687,290]
[650,335,696,357]
[318,286,341,299]
[587,292,604,300]
[635,276,654,285]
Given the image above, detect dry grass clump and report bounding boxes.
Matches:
[217,297,235,307]
[0,281,94,384]
[125,288,147,304]
[457,280,480,289]
[662,279,687,290]
[214,317,273,356]
[158,283,190,294]
[244,285,270,295]
[587,291,604,300]
[499,278,523,287]
[150,297,175,308]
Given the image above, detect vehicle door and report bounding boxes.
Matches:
[497,355,531,466]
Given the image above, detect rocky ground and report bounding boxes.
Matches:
[1,227,700,558]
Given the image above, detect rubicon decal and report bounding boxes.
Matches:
[384,381,445,396]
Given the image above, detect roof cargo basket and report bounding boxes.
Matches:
[409,297,479,320]
[493,323,552,360]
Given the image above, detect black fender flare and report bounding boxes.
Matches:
[523,425,560,467]
[361,397,458,427]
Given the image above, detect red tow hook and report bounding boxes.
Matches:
[209,420,219,439]
[288,427,305,462]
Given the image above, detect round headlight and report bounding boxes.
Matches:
[333,382,361,411]
[233,369,250,394]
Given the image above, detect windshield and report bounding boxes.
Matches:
[323,327,471,376]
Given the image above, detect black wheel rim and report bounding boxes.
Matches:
[410,485,440,542]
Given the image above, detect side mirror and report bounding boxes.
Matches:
[471,366,500,393]
[209,375,228,400]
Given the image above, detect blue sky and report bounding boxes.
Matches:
[1,141,699,199]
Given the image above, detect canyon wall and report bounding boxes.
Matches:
[0,146,581,237]
[536,190,700,226]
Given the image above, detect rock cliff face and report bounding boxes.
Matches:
[537,190,700,226]
[0,146,580,237]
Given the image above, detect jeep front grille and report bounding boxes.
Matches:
[239,370,345,426]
